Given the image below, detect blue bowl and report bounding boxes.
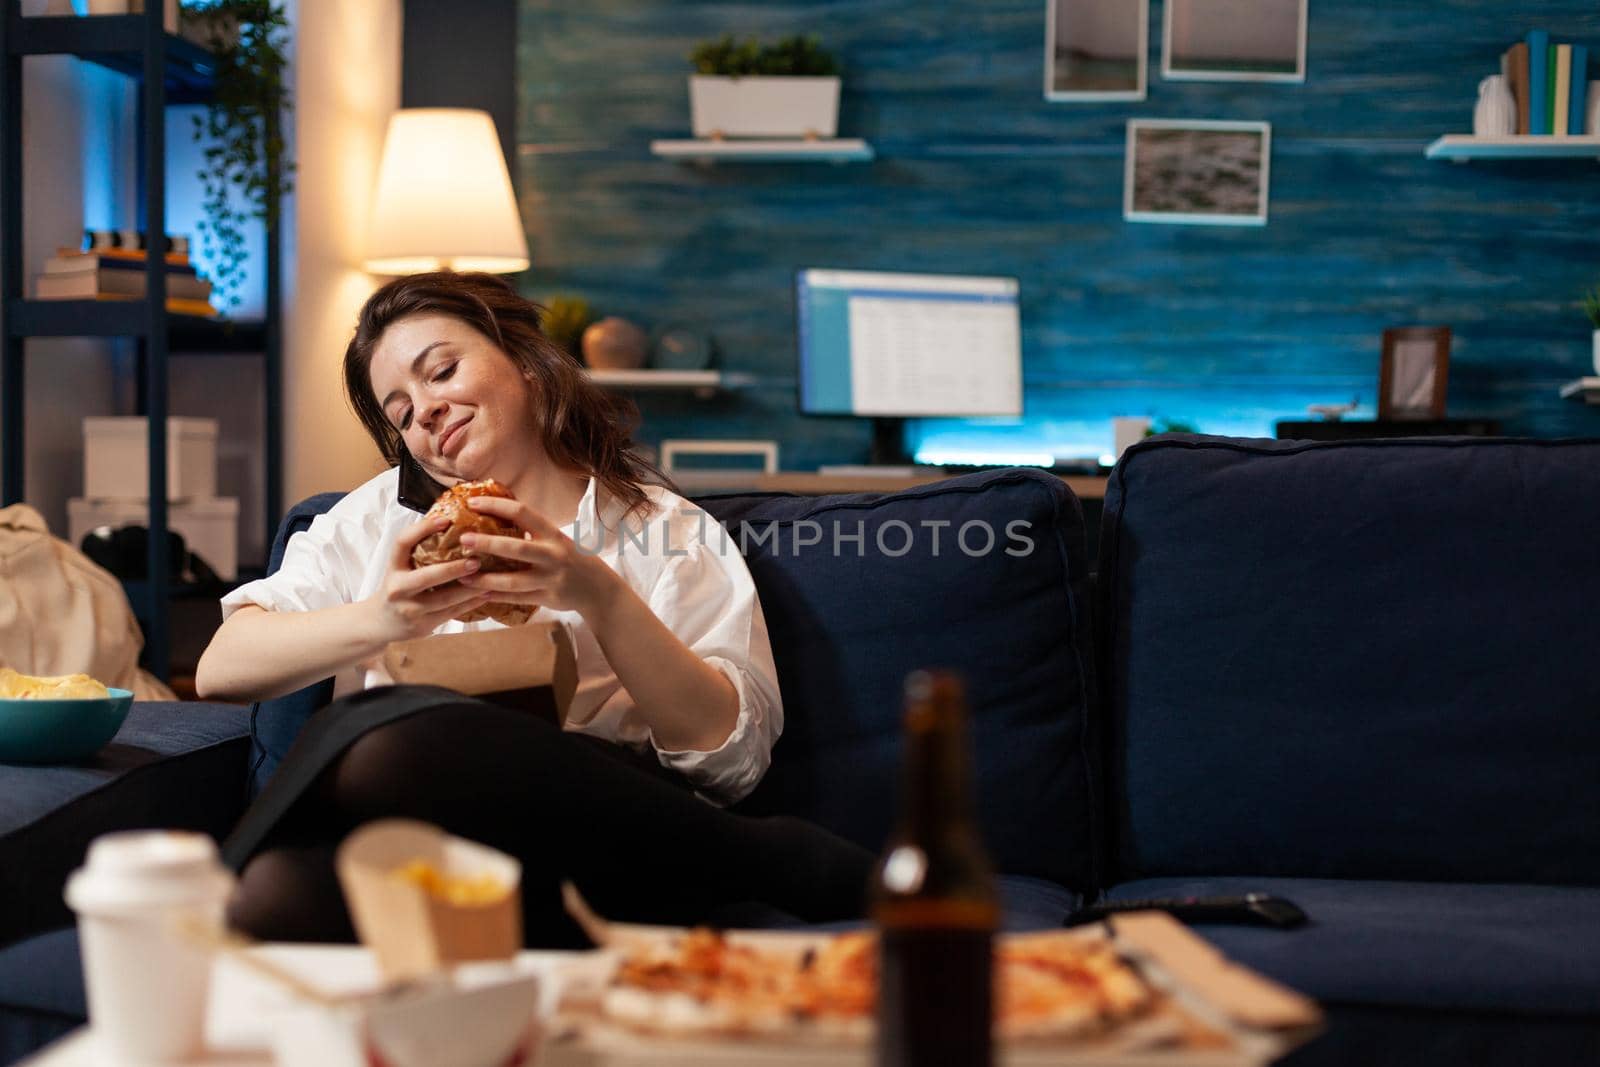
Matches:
[0,689,134,764]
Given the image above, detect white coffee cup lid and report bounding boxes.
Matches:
[65,831,233,915]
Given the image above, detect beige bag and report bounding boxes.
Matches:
[0,503,175,700]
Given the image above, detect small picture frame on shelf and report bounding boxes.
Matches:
[1124,119,1271,226]
[1044,0,1149,101]
[1162,0,1308,83]
[1379,327,1451,421]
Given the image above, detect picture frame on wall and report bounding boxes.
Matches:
[1379,327,1451,420]
[1124,120,1271,226]
[1044,0,1149,101]
[1162,0,1308,83]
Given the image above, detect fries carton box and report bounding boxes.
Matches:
[336,820,522,982]
[381,621,576,726]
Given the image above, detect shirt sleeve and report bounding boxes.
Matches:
[218,503,372,619]
[643,539,784,806]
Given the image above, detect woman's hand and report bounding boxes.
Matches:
[362,513,496,643]
[454,495,624,620]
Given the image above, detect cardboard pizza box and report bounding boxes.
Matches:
[540,886,1321,1067]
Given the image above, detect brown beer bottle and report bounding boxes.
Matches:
[871,670,999,1067]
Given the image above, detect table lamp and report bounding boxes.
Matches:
[364,108,530,275]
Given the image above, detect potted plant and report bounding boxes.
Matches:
[181,0,295,312]
[539,295,594,361]
[1584,285,1600,375]
[688,34,841,140]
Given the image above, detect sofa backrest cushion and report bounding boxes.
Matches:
[246,492,342,797]
[702,468,1099,891]
[1099,436,1600,886]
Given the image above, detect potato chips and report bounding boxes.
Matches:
[0,667,111,700]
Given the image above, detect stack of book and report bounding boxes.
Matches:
[1501,31,1592,136]
[33,238,215,318]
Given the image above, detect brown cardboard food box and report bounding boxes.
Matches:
[381,621,577,726]
[336,819,523,982]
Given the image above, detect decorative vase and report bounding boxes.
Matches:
[1473,75,1516,137]
[581,317,650,371]
[1588,83,1600,136]
[688,76,841,140]
[1593,329,1600,376]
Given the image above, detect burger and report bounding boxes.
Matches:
[411,479,536,626]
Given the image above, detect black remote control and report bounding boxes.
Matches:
[1065,893,1309,929]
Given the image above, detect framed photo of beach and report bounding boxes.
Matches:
[1162,0,1308,83]
[1123,119,1271,226]
[1044,0,1149,101]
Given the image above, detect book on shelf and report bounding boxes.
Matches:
[58,246,191,268]
[1506,42,1530,135]
[35,265,211,302]
[46,252,198,277]
[1554,44,1572,136]
[1548,43,1560,134]
[1528,29,1549,134]
[1569,45,1589,135]
[20,289,217,318]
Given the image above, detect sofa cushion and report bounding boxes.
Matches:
[701,468,1099,891]
[0,701,250,948]
[1105,876,1600,1016]
[1099,436,1600,886]
[713,874,1080,933]
[0,927,82,1066]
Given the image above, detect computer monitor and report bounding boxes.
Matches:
[796,269,1023,419]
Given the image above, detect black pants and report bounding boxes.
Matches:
[222,686,875,947]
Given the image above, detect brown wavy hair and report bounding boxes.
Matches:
[343,271,670,522]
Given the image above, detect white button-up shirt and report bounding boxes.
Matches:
[220,468,783,804]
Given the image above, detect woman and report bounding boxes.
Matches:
[196,271,871,944]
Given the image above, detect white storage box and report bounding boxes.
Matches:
[68,496,239,580]
[688,75,841,139]
[83,416,218,502]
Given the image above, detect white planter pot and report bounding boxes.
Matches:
[689,75,840,139]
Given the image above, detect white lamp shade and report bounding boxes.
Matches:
[364,108,530,275]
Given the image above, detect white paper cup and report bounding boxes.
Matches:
[65,831,235,1065]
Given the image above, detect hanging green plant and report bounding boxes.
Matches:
[182,0,295,313]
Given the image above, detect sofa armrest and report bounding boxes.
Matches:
[0,700,250,948]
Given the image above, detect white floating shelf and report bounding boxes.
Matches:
[1425,135,1600,161]
[1559,377,1600,404]
[585,369,752,397]
[650,138,875,163]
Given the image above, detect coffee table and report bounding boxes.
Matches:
[19,943,586,1065]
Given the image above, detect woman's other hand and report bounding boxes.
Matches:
[363,513,496,642]
[454,495,623,619]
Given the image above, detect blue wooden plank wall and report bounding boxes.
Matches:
[517,1,1600,467]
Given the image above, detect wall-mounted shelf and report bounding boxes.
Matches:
[1425,135,1600,162]
[586,368,752,398]
[650,138,874,164]
[1559,377,1600,403]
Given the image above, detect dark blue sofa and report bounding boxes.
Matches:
[3,438,1597,1065]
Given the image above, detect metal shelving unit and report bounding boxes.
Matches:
[0,7,283,680]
